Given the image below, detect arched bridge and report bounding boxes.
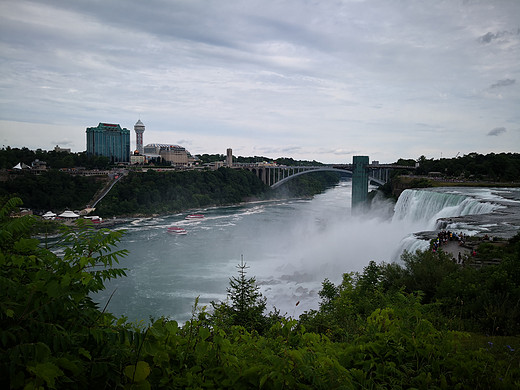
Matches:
[268,166,387,189]
[233,156,413,209]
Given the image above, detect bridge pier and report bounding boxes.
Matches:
[237,155,405,211]
[352,155,369,210]
[369,167,390,183]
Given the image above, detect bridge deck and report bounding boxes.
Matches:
[233,159,414,208]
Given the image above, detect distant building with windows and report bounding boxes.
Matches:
[130,150,146,165]
[86,123,130,162]
[54,145,71,153]
[143,143,196,166]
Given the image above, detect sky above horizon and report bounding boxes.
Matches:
[1,0,519,164]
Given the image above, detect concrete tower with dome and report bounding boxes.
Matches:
[134,119,145,155]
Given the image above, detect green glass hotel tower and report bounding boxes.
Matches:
[86,123,130,162]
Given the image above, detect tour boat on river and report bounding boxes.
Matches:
[167,226,187,235]
[185,214,204,220]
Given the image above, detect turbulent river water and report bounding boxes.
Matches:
[93,181,520,324]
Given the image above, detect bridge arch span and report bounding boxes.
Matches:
[270,167,385,189]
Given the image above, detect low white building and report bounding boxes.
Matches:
[42,211,57,220]
[58,210,80,220]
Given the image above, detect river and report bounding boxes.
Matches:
[93,181,520,324]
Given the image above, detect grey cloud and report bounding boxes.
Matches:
[255,146,302,155]
[276,146,303,155]
[479,31,506,43]
[478,29,520,44]
[2,0,520,161]
[414,123,444,132]
[21,0,241,52]
[51,140,74,146]
[316,148,359,156]
[332,150,358,156]
[490,79,516,89]
[487,127,506,136]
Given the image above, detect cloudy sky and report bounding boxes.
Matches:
[1,0,518,163]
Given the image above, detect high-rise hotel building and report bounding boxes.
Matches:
[86,123,130,162]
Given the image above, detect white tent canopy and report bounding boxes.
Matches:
[13,162,30,170]
[42,211,57,219]
[58,210,80,218]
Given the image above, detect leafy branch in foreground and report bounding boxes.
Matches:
[0,197,131,389]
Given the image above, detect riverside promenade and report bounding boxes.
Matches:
[440,240,472,262]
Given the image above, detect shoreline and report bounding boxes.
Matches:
[94,194,313,222]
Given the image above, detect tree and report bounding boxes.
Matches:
[210,258,268,333]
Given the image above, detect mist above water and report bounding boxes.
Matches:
[94,181,511,323]
[254,185,506,317]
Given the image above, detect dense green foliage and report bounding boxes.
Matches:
[95,168,268,216]
[208,259,282,335]
[300,240,520,338]
[413,152,520,181]
[0,198,131,388]
[196,154,324,166]
[0,170,104,211]
[96,168,341,217]
[273,157,324,166]
[195,153,227,164]
[1,161,341,217]
[381,152,520,197]
[2,197,519,389]
[0,147,110,170]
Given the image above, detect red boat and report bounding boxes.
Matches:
[167,226,187,235]
[185,214,204,220]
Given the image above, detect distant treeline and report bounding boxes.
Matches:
[4,147,518,182]
[95,168,342,217]
[0,147,110,170]
[95,168,266,216]
[0,164,341,216]
[2,148,326,171]
[197,153,325,166]
[0,170,104,212]
[395,152,520,182]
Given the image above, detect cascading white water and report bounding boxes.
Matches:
[393,190,465,227]
[393,189,500,229]
[391,188,502,257]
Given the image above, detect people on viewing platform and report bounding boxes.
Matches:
[430,230,471,265]
[430,230,502,266]
[431,230,467,252]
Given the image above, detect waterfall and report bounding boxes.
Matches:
[391,188,502,259]
[393,189,500,230]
